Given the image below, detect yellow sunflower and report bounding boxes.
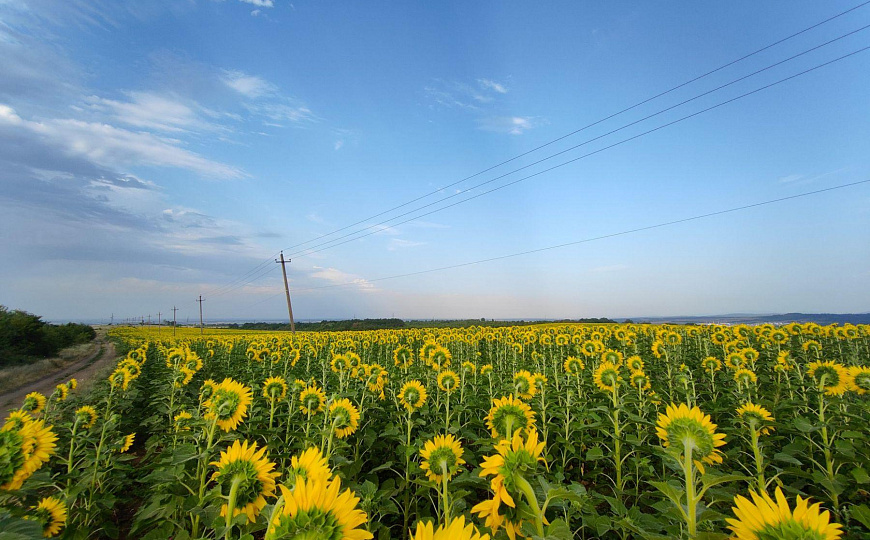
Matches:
[593,361,621,392]
[702,356,722,374]
[299,385,326,415]
[437,370,459,394]
[726,351,746,370]
[54,384,69,402]
[727,487,842,539]
[655,403,726,474]
[329,398,360,439]
[75,406,98,429]
[399,380,427,412]
[485,395,536,440]
[204,378,253,432]
[1,416,57,490]
[736,403,775,436]
[174,410,193,431]
[601,349,623,365]
[266,477,373,540]
[285,447,331,489]
[419,434,465,483]
[120,433,135,453]
[411,515,490,540]
[850,366,870,395]
[262,376,288,401]
[563,356,584,375]
[808,361,852,396]
[30,496,67,538]
[512,370,535,400]
[210,439,280,523]
[630,370,651,393]
[393,345,414,367]
[479,364,494,377]
[21,392,46,415]
[626,355,644,372]
[109,367,132,391]
[472,428,545,540]
[734,368,757,387]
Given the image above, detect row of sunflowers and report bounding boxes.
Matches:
[1,321,868,539]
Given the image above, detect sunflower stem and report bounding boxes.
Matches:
[224,474,244,538]
[516,474,545,536]
[682,438,698,539]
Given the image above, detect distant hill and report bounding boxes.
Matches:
[226,317,617,332]
[618,313,870,325]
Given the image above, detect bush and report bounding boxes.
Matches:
[0,306,95,367]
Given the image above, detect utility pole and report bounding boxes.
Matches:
[172,306,178,337]
[110,313,113,326]
[276,252,296,333]
[196,295,205,335]
[157,311,161,335]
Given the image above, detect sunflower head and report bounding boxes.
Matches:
[475,428,546,525]
[266,477,373,540]
[75,406,99,429]
[436,370,459,394]
[119,433,135,453]
[204,378,254,432]
[727,487,842,540]
[808,361,852,396]
[461,361,477,375]
[299,386,327,416]
[850,366,870,395]
[285,447,330,490]
[734,368,758,387]
[210,440,280,523]
[399,380,427,412]
[485,395,536,439]
[593,361,621,392]
[54,384,69,402]
[564,356,584,375]
[479,364,494,377]
[601,349,623,365]
[200,379,218,400]
[419,434,465,483]
[329,398,360,439]
[655,403,726,474]
[736,403,775,436]
[263,376,288,402]
[174,410,193,432]
[702,357,721,374]
[626,355,644,372]
[393,345,414,367]
[532,373,547,391]
[512,370,535,400]
[630,370,651,393]
[30,496,67,538]
[21,392,46,415]
[411,515,490,540]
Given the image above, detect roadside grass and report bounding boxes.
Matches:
[0,340,101,392]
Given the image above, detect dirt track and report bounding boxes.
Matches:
[0,331,118,410]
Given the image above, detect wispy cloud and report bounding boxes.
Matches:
[387,238,424,251]
[88,91,216,133]
[222,69,277,99]
[478,78,508,94]
[477,116,539,135]
[239,0,275,8]
[309,266,375,291]
[334,139,344,151]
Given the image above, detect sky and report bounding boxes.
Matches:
[0,0,869,323]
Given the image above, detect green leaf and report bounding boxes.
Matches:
[850,504,870,530]
[586,447,604,461]
[650,480,684,508]
[852,467,870,484]
[793,417,815,433]
[700,473,746,491]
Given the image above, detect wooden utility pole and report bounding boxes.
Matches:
[196,296,205,335]
[157,311,161,335]
[172,306,178,337]
[276,252,296,333]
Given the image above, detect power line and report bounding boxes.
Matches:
[284,29,870,259]
[278,1,870,255]
[287,179,870,293]
[199,251,281,298]
[286,45,870,259]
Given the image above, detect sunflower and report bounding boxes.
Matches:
[174,410,193,431]
[651,340,666,359]
[399,380,427,412]
[109,367,132,391]
[204,378,254,432]
[593,361,621,392]
[531,373,547,392]
[485,395,536,439]
[119,433,135,453]
[626,355,644,372]
[734,368,757,387]
[266,477,373,540]
[802,340,823,355]
[299,386,327,415]
[329,398,360,439]
[655,403,726,474]
[472,429,546,539]
[68,378,78,390]
[54,384,69,402]
[75,406,98,429]
[30,496,67,538]
[21,392,46,415]
[461,361,477,375]
[726,351,746,370]
[393,345,414,367]
[727,487,842,539]
[563,356,584,375]
[210,439,280,523]
[702,357,721,374]
[808,361,852,396]
[200,379,218,401]
[850,366,870,395]
[776,351,793,372]
[263,376,288,402]
[331,354,349,373]
[512,370,535,400]
[479,364,494,377]
[1,416,57,490]
[601,349,623,365]
[437,370,459,394]
[411,515,491,540]
[419,434,465,483]
[736,403,774,436]
[630,371,651,393]
[285,447,331,489]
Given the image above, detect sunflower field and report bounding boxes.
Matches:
[1,322,869,539]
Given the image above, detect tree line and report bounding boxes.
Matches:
[0,306,96,367]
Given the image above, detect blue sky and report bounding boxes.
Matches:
[1,0,868,322]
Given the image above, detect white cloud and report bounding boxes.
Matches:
[387,238,424,251]
[478,116,538,135]
[478,78,508,94]
[222,69,276,98]
[251,9,261,16]
[239,0,274,7]
[90,92,208,133]
[309,266,375,291]
[0,104,245,179]
[334,139,344,151]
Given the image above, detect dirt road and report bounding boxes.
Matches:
[0,331,119,410]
